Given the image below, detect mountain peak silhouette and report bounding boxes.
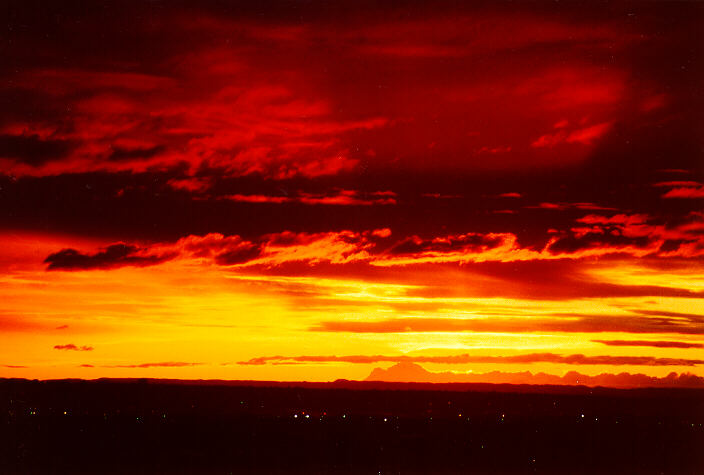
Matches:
[363,362,704,388]
[365,362,434,382]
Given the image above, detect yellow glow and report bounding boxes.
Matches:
[1,236,703,382]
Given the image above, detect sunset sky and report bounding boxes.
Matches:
[1,0,703,385]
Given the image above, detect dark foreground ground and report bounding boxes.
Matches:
[1,379,703,474]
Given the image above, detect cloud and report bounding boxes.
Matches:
[312,314,704,336]
[531,122,612,148]
[545,232,653,256]
[225,194,290,204]
[364,362,704,388]
[477,145,511,155]
[44,243,177,270]
[653,181,702,188]
[576,214,650,225]
[224,189,397,206]
[175,230,380,267]
[4,67,389,180]
[526,202,617,211]
[654,181,704,199]
[54,344,93,351]
[239,352,704,367]
[387,233,504,256]
[421,193,462,199]
[630,309,704,322]
[15,69,174,95]
[106,362,203,368]
[213,242,263,266]
[593,340,704,349]
[0,133,74,165]
[41,210,704,273]
[372,230,663,266]
[166,177,213,193]
[661,186,704,199]
[1,0,666,184]
[42,230,384,271]
[108,144,166,161]
[538,211,704,258]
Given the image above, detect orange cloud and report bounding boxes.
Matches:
[44,243,176,271]
[312,315,704,336]
[41,210,704,272]
[239,353,704,367]
[105,362,203,368]
[593,340,704,349]
[54,344,93,351]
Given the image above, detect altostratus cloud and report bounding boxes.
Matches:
[238,353,704,367]
[593,340,704,349]
[45,243,176,270]
[42,211,704,272]
[103,362,203,368]
[54,344,94,351]
[224,189,397,206]
[313,315,704,336]
[654,181,704,199]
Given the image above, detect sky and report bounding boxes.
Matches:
[1,0,703,386]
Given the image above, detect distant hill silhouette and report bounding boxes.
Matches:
[365,362,704,388]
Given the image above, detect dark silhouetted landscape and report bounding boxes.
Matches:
[1,378,703,473]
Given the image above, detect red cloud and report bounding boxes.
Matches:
[224,190,397,206]
[653,181,702,187]
[653,181,704,199]
[532,121,612,147]
[576,214,650,225]
[2,5,655,183]
[167,177,212,193]
[477,145,511,155]
[5,67,390,181]
[42,209,704,272]
[497,192,522,198]
[528,202,617,211]
[661,186,704,199]
[173,229,389,267]
[44,243,177,271]
[225,194,291,204]
[42,229,389,271]
[564,212,704,258]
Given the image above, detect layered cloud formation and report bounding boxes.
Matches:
[0,1,702,385]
